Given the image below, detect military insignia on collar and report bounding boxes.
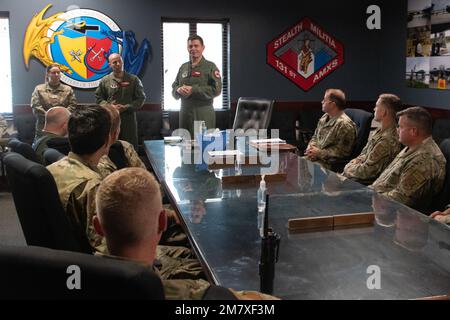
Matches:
[182,71,188,78]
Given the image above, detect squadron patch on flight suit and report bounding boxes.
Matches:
[214,70,221,78]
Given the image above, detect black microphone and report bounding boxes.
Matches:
[259,194,281,294]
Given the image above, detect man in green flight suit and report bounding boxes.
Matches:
[172,34,222,139]
[95,53,145,150]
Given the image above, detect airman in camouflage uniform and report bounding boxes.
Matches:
[305,89,356,169]
[343,94,403,184]
[371,107,446,211]
[172,35,222,138]
[97,139,146,179]
[47,152,106,253]
[31,65,77,139]
[95,54,145,150]
[95,167,279,300]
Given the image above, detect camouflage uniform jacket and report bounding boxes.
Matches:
[96,252,211,300]
[95,72,145,149]
[307,111,357,166]
[30,82,77,134]
[47,152,106,253]
[371,137,446,210]
[98,140,146,178]
[343,125,402,184]
[0,114,7,137]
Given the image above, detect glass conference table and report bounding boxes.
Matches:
[145,139,450,299]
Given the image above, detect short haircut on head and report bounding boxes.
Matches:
[96,168,162,246]
[46,63,60,73]
[188,34,204,46]
[326,88,346,109]
[68,104,111,155]
[397,106,432,135]
[102,104,120,134]
[378,93,402,118]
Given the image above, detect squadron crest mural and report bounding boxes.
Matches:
[23,4,150,88]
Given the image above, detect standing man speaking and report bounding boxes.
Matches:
[96,53,145,150]
[172,34,222,138]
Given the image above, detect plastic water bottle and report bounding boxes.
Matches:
[257,175,266,237]
[199,121,207,136]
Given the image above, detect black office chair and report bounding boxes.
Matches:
[136,110,163,155]
[329,108,374,172]
[432,118,450,146]
[232,97,274,134]
[43,148,65,166]
[0,245,164,299]
[3,152,92,254]
[8,138,40,163]
[344,108,374,159]
[13,113,36,145]
[433,138,450,212]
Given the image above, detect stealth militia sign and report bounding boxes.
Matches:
[266,17,344,91]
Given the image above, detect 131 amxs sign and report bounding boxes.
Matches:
[267,17,344,91]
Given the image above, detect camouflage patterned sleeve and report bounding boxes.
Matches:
[122,140,146,168]
[343,138,391,181]
[125,77,145,111]
[318,122,355,160]
[67,87,77,112]
[162,279,210,300]
[31,86,46,115]
[0,115,7,137]
[381,157,429,207]
[190,63,222,101]
[307,122,321,149]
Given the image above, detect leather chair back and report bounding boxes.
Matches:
[8,138,40,164]
[43,148,65,166]
[232,97,274,132]
[3,152,92,253]
[0,245,164,299]
[13,113,35,145]
[432,118,450,146]
[344,108,374,158]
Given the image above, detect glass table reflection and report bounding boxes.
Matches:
[145,139,450,299]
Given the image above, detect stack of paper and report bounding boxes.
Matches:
[249,138,286,145]
[164,136,183,143]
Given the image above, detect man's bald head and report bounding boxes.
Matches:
[108,53,124,75]
[44,107,71,136]
[108,53,122,63]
